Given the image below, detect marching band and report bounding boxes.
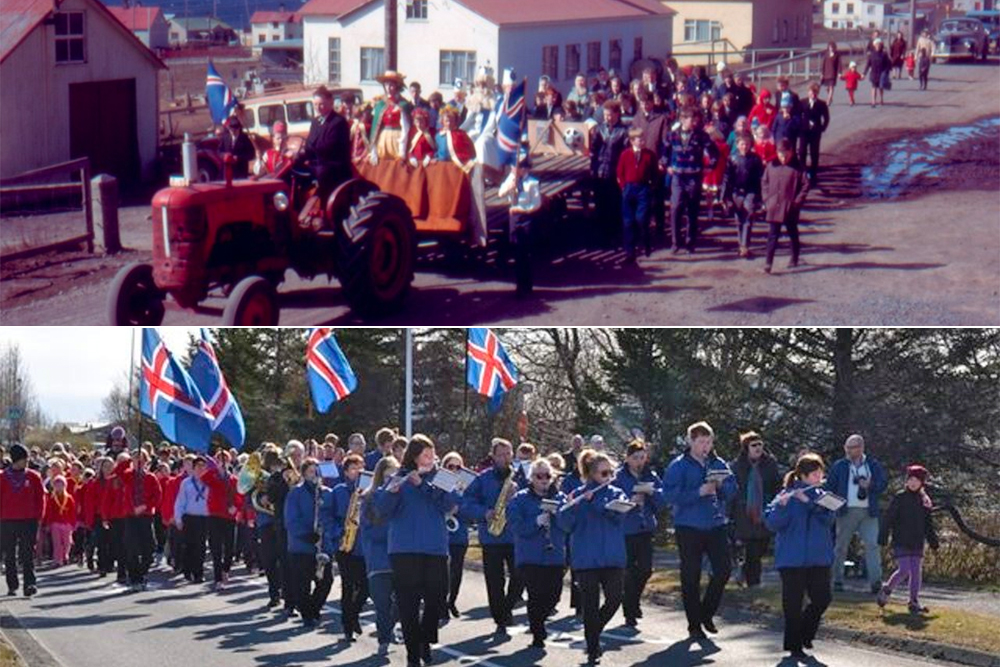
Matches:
[0,420,853,666]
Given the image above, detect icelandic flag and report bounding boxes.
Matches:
[497,78,527,167]
[140,328,213,452]
[466,328,518,412]
[188,329,246,449]
[306,328,358,414]
[206,60,237,125]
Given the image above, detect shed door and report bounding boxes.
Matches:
[69,78,140,186]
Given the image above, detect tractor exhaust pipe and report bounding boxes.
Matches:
[182,133,197,183]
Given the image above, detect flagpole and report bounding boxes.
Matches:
[126,327,136,435]
[462,328,469,455]
[404,328,413,439]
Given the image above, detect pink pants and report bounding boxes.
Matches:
[49,522,74,565]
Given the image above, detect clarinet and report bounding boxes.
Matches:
[313,480,329,581]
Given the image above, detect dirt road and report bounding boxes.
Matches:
[3,61,998,325]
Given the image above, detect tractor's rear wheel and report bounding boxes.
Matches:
[222,276,279,325]
[107,262,165,325]
[336,191,416,317]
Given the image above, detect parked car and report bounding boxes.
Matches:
[934,18,989,62]
[240,87,364,137]
[966,10,1000,54]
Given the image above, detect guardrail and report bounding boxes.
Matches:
[0,158,94,260]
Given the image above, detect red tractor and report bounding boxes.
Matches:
[107,156,416,325]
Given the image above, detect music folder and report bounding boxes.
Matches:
[455,467,478,495]
[705,469,732,483]
[540,499,560,513]
[634,482,655,494]
[814,491,846,512]
[605,499,636,513]
[358,470,374,492]
[430,468,460,493]
[318,462,339,481]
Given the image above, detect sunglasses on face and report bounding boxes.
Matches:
[445,464,460,471]
[597,470,612,478]
[533,473,551,480]
[749,442,764,448]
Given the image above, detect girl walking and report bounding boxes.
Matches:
[877,465,938,614]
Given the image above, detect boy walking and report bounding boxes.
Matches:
[722,133,764,258]
[761,139,809,274]
[616,129,659,264]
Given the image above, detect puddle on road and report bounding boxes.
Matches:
[860,117,1000,199]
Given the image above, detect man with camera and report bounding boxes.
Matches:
[826,434,888,593]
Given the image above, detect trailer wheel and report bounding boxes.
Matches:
[336,191,416,317]
[222,276,279,325]
[107,262,165,325]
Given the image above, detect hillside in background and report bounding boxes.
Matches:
[100,0,306,31]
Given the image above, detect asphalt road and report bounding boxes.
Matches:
[0,561,959,667]
[2,61,998,325]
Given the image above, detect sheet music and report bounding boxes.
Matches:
[358,470,374,492]
[634,482,655,494]
[705,468,732,483]
[318,462,339,481]
[540,499,561,513]
[430,467,460,493]
[605,499,636,513]
[814,491,846,511]
[455,468,478,495]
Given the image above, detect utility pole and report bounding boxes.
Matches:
[385,0,397,71]
[910,0,917,47]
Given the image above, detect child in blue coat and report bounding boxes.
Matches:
[765,453,835,661]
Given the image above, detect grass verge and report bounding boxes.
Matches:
[0,635,24,667]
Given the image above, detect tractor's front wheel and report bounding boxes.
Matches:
[107,262,166,325]
[336,191,416,317]
[222,276,279,325]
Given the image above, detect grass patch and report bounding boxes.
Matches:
[0,636,24,667]
[646,572,1000,655]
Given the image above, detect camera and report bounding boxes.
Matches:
[854,474,868,500]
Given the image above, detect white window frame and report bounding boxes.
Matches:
[328,37,341,84]
[439,50,476,87]
[360,46,385,82]
[683,19,722,43]
[406,0,428,20]
[54,11,86,64]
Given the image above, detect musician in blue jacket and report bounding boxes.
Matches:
[283,458,336,629]
[557,451,628,665]
[613,440,665,627]
[332,453,368,643]
[360,455,400,656]
[663,421,738,639]
[460,438,525,635]
[765,453,835,660]
[375,435,458,667]
[507,458,567,649]
[441,451,472,619]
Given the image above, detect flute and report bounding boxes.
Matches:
[559,479,612,512]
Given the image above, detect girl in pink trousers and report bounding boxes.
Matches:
[44,475,77,566]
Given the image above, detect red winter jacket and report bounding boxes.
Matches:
[203,462,238,519]
[110,460,162,518]
[43,492,76,526]
[0,467,45,521]
[79,479,101,526]
[101,471,129,521]
[161,474,186,526]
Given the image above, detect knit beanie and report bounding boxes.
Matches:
[906,464,928,483]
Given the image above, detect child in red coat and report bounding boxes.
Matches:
[44,476,77,566]
[616,128,660,263]
[840,62,863,106]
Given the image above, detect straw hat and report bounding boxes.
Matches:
[376,70,406,85]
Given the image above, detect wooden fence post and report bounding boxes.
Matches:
[91,174,121,254]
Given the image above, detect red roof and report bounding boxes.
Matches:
[456,0,673,25]
[0,0,54,64]
[106,5,164,31]
[250,10,299,24]
[297,0,376,17]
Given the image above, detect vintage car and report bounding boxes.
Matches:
[934,18,990,62]
[967,10,1000,54]
[240,87,364,138]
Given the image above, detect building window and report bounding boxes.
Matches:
[439,50,476,87]
[867,4,875,13]
[406,0,428,19]
[328,37,341,84]
[360,46,384,82]
[54,11,86,63]
[633,37,643,61]
[773,18,779,42]
[782,19,789,40]
[832,2,839,13]
[846,2,854,13]
[541,45,558,80]
[258,33,266,44]
[272,34,280,41]
[565,44,580,80]
[272,22,279,28]
[683,19,722,43]
[587,41,601,72]
[609,39,621,71]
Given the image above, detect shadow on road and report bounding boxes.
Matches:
[628,636,721,667]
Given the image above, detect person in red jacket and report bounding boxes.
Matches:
[44,475,77,566]
[89,458,117,576]
[114,451,163,591]
[616,128,660,264]
[203,450,239,590]
[102,453,132,584]
[1,444,45,596]
[153,462,172,563]
[162,458,190,573]
[76,469,97,570]
[67,461,87,566]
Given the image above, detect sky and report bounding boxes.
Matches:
[2,327,202,425]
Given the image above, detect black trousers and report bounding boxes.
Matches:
[168,524,184,571]
[593,178,622,241]
[520,565,564,640]
[566,542,580,610]
[1,519,38,592]
[95,518,114,574]
[237,523,257,570]
[181,514,208,582]
[742,537,770,586]
[765,218,801,267]
[801,132,822,182]
[123,515,154,585]
[259,523,285,601]
[676,526,732,632]
[447,542,467,606]
[780,566,832,652]
[335,552,368,635]
[110,518,128,582]
[670,176,703,250]
[510,212,534,296]
[577,567,624,654]
[207,516,235,582]
[391,553,448,663]
[70,526,89,563]
[482,543,524,627]
[287,552,333,622]
[153,514,167,554]
[623,532,654,620]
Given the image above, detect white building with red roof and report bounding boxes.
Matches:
[105,3,169,50]
[299,0,674,99]
[0,0,166,183]
[250,7,301,48]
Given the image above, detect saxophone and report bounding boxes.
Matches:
[338,485,362,553]
[487,471,515,537]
